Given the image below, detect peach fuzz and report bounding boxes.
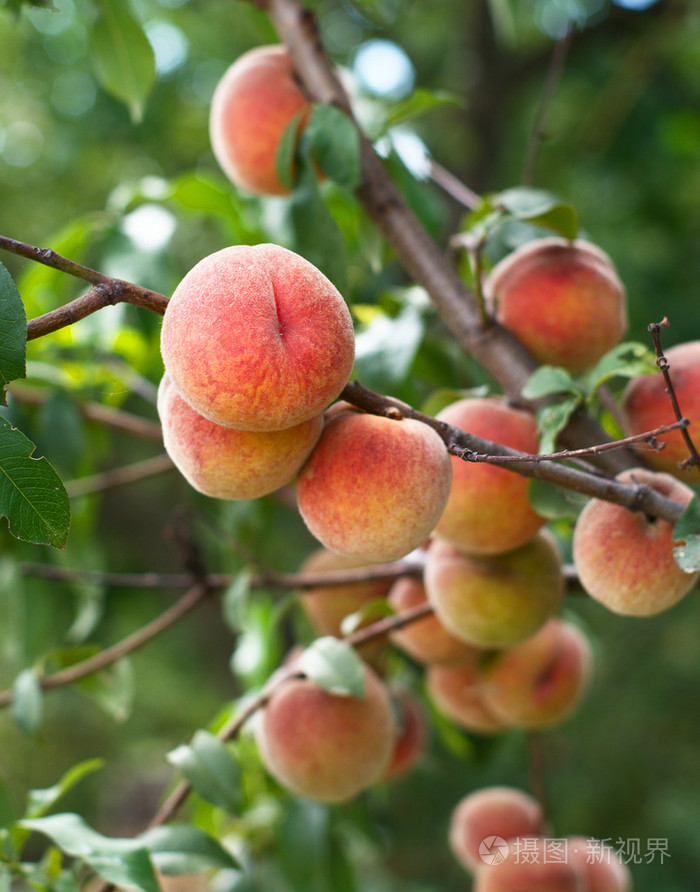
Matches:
[426,659,508,735]
[566,837,632,892]
[382,688,428,781]
[572,467,698,616]
[160,244,354,432]
[209,45,310,195]
[485,237,627,374]
[388,574,483,665]
[255,663,395,803]
[480,618,592,729]
[622,339,700,481]
[296,411,452,563]
[424,532,563,649]
[449,786,545,874]
[433,397,545,556]
[157,373,322,500]
[473,838,582,892]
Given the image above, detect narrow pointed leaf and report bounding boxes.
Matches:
[0,260,26,404]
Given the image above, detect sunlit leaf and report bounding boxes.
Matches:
[673,495,700,573]
[522,365,579,400]
[167,730,242,813]
[299,637,365,698]
[26,759,105,819]
[495,187,578,240]
[12,669,43,735]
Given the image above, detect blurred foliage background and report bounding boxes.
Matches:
[0,0,699,890]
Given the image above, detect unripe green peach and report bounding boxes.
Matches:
[426,658,508,735]
[480,618,592,729]
[209,45,310,196]
[161,244,354,432]
[622,340,700,482]
[387,574,482,665]
[157,373,322,499]
[485,237,627,374]
[434,397,545,556]
[449,786,545,874]
[255,663,396,803]
[572,467,698,616]
[424,533,563,649]
[296,411,452,562]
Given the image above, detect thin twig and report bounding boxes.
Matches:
[65,453,175,498]
[8,382,163,442]
[340,381,687,525]
[428,159,482,210]
[521,23,575,186]
[0,583,210,709]
[648,318,700,471]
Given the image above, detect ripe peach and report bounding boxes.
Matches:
[388,574,483,665]
[255,663,395,803]
[572,467,698,616]
[622,340,700,481]
[449,786,545,874]
[424,533,563,649]
[480,618,592,729]
[426,659,508,735]
[157,373,322,499]
[382,688,428,781]
[567,837,632,892]
[296,411,452,562]
[485,237,627,374]
[160,244,354,432]
[209,45,310,195]
[434,397,545,556]
[474,838,582,892]
[298,547,394,637]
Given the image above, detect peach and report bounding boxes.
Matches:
[434,397,545,556]
[572,467,698,616]
[474,838,582,892]
[485,237,627,374]
[567,837,632,892]
[209,45,310,195]
[382,688,428,781]
[255,663,395,803]
[160,244,355,432]
[426,659,508,735]
[388,574,483,665]
[296,411,452,562]
[424,533,563,649]
[449,786,545,874]
[157,373,322,499]
[480,618,592,729]
[622,339,700,481]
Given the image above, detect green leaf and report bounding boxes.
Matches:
[75,658,134,722]
[0,416,70,547]
[299,637,365,698]
[12,669,43,735]
[305,105,361,190]
[222,569,254,632]
[535,394,583,454]
[583,341,657,397]
[140,824,239,875]
[18,813,160,892]
[495,187,578,240]
[0,260,26,405]
[275,111,306,192]
[527,478,588,520]
[26,759,105,819]
[385,88,464,130]
[522,365,579,400]
[339,599,395,636]
[353,302,425,391]
[287,152,349,292]
[167,730,242,813]
[90,0,156,124]
[673,496,700,573]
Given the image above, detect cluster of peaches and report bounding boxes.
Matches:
[153,41,700,889]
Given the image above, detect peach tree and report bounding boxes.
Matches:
[0,0,699,891]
